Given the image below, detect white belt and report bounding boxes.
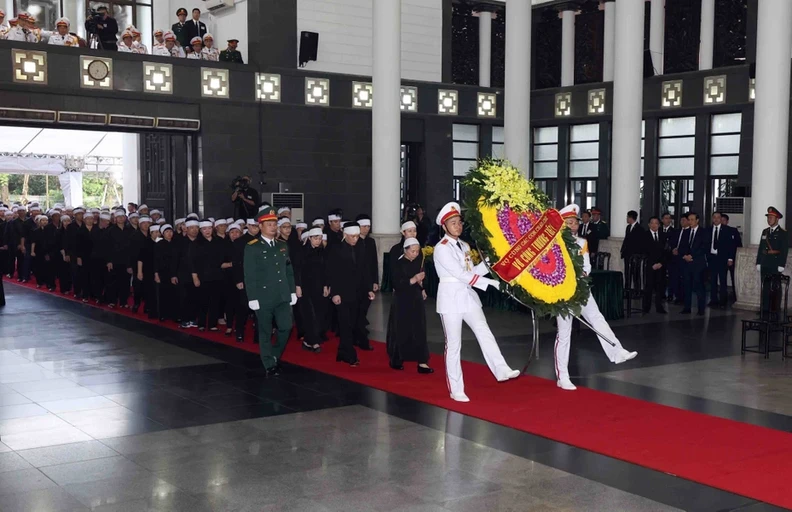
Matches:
[439,277,461,283]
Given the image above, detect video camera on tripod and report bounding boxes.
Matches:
[84,8,105,49]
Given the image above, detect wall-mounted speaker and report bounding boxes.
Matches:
[299,31,319,67]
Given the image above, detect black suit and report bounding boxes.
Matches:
[643,230,667,312]
[578,222,600,254]
[326,241,373,362]
[185,19,208,46]
[621,222,645,290]
[707,224,738,307]
[678,226,709,313]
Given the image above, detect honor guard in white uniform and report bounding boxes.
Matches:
[0,10,9,38]
[187,36,203,59]
[433,202,519,402]
[554,204,637,391]
[5,12,37,42]
[48,18,78,46]
[152,29,165,52]
[130,27,147,54]
[117,30,137,52]
[201,33,220,61]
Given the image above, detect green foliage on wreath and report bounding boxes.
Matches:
[461,159,592,318]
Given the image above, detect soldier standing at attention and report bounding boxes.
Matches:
[219,39,244,63]
[756,206,788,312]
[244,207,297,376]
[590,207,610,240]
[172,8,190,50]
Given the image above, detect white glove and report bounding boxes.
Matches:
[248,300,260,311]
[779,267,785,273]
[757,264,761,272]
[290,293,298,306]
[481,277,500,290]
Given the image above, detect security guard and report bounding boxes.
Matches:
[755,206,789,313]
[244,207,297,375]
[219,38,244,63]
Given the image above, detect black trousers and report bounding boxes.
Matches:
[336,297,366,363]
[69,258,81,297]
[59,257,72,294]
[179,279,197,323]
[132,276,144,307]
[196,280,222,329]
[224,280,238,330]
[235,288,258,341]
[300,292,327,346]
[34,256,55,289]
[18,246,31,281]
[87,258,105,300]
[157,281,178,321]
[643,266,666,312]
[682,263,706,312]
[708,255,728,306]
[105,266,131,306]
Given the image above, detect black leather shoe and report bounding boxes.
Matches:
[235,335,244,343]
[417,365,434,374]
[389,363,404,370]
[358,345,375,351]
[265,365,281,377]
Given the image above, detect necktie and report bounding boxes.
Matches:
[653,232,657,243]
[714,226,719,249]
[689,229,695,245]
[456,241,463,252]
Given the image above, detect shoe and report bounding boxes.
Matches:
[614,350,638,364]
[656,309,667,314]
[224,329,232,336]
[107,304,115,309]
[179,322,191,329]
[188,321,198,328]
[264,365,281,377]
[302,341,317,352]
[389,363,404,370]
[236,335,244,343]
[209,327,219,332]
[680,309,691,314]
[198,327,206,332]
[417,365,434,374]
[496,369,521,382]
[358,345,374,351]
[349,360,360,367]
[450,393,470,402]
[218,318,226,325]
[82,299,89,304]
[557,379,577,391]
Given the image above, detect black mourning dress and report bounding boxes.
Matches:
[386,253,429,367]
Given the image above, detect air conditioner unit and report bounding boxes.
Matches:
[204,0,234,14]
[716,197,751,243]
[271,193,305,223]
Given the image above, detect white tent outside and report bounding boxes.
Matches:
[0,128,125,207]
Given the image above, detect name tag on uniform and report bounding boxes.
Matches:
[762,235,767,240]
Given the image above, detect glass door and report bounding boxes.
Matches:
[659,179,695,224]
[570,179,596,211]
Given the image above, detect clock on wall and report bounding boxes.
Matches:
[87,59,109,81]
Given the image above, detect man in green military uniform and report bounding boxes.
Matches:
[756,206,789,314]
[244,207,297,375]
[171,8,190,50]
[590,207,610,240]
[220,39,244,64]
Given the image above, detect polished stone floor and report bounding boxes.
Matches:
[0,284,789,512]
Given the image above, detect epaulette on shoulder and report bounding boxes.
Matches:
[247,239,259,245]
[440,239,449,245]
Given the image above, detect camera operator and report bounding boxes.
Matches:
[230,176,259,220]
[85,5,118,51]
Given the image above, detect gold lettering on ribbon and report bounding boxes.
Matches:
[492,209,564,282]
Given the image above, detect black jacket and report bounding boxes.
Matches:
[153,239,176,280]
[233,233,254,284]
[620,223,645,259]
[326,241,372,300]
[105,224,135,267]
[359,235,379,287]
[174,235,198,280]
[643,230,667,266]
[296,243,327,297]
[578,222,600,254]
[184,19,208,44]
[190,236,228,282]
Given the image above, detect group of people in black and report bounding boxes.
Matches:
[583,209,743,316]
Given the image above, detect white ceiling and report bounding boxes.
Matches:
[0,127,124,159]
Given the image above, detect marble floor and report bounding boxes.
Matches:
[0,284,788,512]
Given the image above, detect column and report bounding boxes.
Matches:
[750,0,792,244]
[504,0,532,175]
[610,0,644,231]
[649,0,665,75]
[602,0,616,81]
[560,4,576,87]
[477,9,493,87]
[699,0,715,70]
[372,0,401,234]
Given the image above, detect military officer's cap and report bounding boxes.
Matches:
[560,204,581,221]
[227,38,239,43]
[590,206,602,214]
[256,207,277,223]
[766,206,783,220]
[190,36,202,45]
[436,201,462,226]
[176,7,187,15]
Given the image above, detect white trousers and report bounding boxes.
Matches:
[439,307,512,397]
[555,295,625,381]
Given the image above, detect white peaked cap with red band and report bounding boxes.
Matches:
[436,201,461,226]
[559,204,581,221]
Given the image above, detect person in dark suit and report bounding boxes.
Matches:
[668,214,688,303]
[707,211,738,308]
[678,212,709,315]
[621,210,644,290]
[722,213,742,302]
[642,217,667,313]
[184,8,207,52]
[578,210,600,255]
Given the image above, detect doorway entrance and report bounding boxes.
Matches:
[659,179,695,224]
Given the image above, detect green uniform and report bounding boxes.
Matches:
[243,236,295,369]
[171,22,190,49]
[756,225,789,312]
[592,220,610,239]
[219,49,244,64]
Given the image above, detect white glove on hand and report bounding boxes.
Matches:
[481,277,500,290]
[248,300,260,311]
[757,264,761,272]
[779,267,785,273]
[290,293,298,306]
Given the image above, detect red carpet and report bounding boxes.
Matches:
[8,277,792,509]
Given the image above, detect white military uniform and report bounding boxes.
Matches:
[201,46,220,61]
[433,202,519,402]
[5,26,37,42]
[48,33,78,46]
[555,204,637,391]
